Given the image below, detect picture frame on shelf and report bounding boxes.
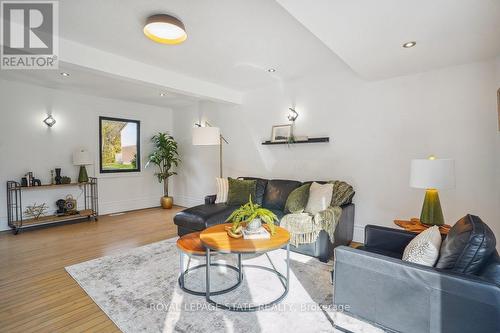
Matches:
[271,124,292,142]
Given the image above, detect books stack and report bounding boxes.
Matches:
[242,226,270,240]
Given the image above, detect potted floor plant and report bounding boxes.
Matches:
[146,132,180,209]
[225,195,278,238]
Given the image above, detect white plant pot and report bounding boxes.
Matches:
[246,218,262,231]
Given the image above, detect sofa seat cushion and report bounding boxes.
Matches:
[436,214,496,274]
[263,179,301,211]
[174,204,236,231]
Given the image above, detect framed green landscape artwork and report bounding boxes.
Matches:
[99,116,141,173]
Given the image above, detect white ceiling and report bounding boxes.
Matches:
[277,0,500,80]
[0,63,200,108]
[58,0,337,91]
[2,0,498,106]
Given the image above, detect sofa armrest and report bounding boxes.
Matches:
[204,195,216,205]
[364,224,417,254]
[333,246,500,333]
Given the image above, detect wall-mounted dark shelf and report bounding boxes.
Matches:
[262,137,330,145]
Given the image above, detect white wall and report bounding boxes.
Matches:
[172,59,500,243]
[0,79,173,231]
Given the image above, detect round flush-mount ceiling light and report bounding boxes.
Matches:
[402,41,416,48]
[144,14,187,45]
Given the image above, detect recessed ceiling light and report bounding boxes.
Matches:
[60,72,70,77]
[267,68,276,73]
[144,14,187,45]
[402,41,416,48]
[159,92,167,97]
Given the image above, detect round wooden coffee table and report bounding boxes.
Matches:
[176,232,242,296]
[200,223,291,312]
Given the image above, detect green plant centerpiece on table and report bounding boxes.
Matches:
[146,132,180,209]
[225,195,278,238]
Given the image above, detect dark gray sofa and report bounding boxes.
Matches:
[174,177,355,262]
[333,215,500,333]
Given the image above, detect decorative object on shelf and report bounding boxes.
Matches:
[25,172,33,187]
[225,195,278,238]
[271,124,292,143]
[64,194,77,212]
[54,168,62,184]
[21,177,28,187]
[24,203,48,220]
[43,114,56,127]
[287,107,299,122]
[32,178,41,186]
[56,199,66,215]
[73,149,93,183]
[192,121,229,178]
[143,14,187,45]
[99,116,141,173]
[146,132,180,209]
[262,137,329,145]
[410,156,455,226]
[50,170,55,185]
[61,176,71,184]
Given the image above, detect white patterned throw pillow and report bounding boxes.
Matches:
[402,226,442,266]
[215,177,228,203]
[304,182,334,215]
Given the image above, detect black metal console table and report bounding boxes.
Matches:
[6,177,98,234]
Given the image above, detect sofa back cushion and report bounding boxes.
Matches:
[263,179,301,211]
[239,177,268,205]
[435,214,496,274]
[477,251,500,286]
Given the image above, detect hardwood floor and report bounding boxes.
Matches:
[0,206,182,333]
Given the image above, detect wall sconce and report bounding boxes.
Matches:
[287,108,298,122]
[43,115,56,127]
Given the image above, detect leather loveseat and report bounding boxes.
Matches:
[333,214,500,333]
[174,177,355,262]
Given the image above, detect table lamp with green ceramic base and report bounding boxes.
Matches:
[73,149,93,183]
[410,156,455,226]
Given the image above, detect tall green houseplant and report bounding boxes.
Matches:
[146,132,180,209]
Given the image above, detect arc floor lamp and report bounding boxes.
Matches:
[192,122,229,178]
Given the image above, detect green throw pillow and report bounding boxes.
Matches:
[329,180,355,206]
[284,183,311,214]
[226,178,257,206]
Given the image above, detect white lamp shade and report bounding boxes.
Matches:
[73,149,93,166]
[410,158,455,189]
[192,127,220,145]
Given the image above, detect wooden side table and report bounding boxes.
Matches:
[394,218,451,236]
[176,232,242,296]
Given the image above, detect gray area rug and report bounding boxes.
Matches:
[66,238,383,333]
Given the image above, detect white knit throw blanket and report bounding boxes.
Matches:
[280,206,342,247]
